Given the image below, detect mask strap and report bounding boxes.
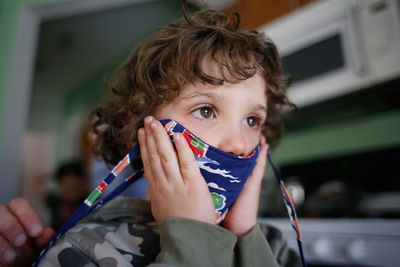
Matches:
[33,145,143,266]
[267,147,307,267]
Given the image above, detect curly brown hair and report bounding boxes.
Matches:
[91,6,293,165]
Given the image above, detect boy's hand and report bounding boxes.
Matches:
[0,198,55,266]
[222,136,268,239]
[138,116,216,225]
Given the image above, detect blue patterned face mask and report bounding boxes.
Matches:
[161,119,260,223]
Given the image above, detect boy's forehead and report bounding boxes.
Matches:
[177,73,267,105]
[177,59,267,93]
[181,70,267,91]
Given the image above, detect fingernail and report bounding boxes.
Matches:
[14,233,27,247]
[30,223,42,236]
[138,128,144,136]
[145,116,152,124]
[150,121,157,130]
[3,249,16,263]
[174,133,181,141]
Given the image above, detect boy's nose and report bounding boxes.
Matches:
[217,127,246,157]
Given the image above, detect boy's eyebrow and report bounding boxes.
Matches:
[181,92,267,113]
[254,104,267,114]
[180,92,222,101]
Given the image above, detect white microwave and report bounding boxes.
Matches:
[259,0,400,107]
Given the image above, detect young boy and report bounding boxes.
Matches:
[0,5,295,267]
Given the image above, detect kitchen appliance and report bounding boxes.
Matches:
[259,0,400,107]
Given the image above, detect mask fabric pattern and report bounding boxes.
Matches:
[161,119,260,223]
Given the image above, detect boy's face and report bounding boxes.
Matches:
[155,74,267,156]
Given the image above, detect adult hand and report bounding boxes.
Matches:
[222,136,268,239]
[0,198,55,266]
[138,116,216,225]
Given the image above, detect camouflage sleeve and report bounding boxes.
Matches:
[38,221,159,267]
[38,241,97,267]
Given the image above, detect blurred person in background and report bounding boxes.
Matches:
[45,161,89,231]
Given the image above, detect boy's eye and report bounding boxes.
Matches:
[193,106,214,119]
[247,116,258,128]
[201,107,213,118]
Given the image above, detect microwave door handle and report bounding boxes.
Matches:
[346,5,368,77]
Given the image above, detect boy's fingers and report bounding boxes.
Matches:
[245,142,268,188]
[150,120,182,184]
[138,128,155,187]
[143,117,166,183]
[173,133,201,183]
[256,142,268,174]
[260,135,266,145]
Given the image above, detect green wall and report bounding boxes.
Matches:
[54,65,107,164]
[272,109,400,167]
